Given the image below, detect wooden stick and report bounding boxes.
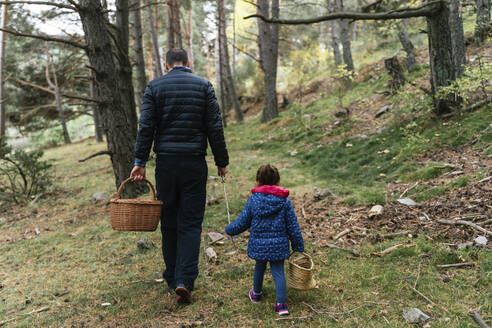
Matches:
[399,182,419,198]
[323,242,359,256]
[436,219,492,236]
[381,231,410,239]
[468,311,490,328]
[476,176,492,184]
[372,244,415,257]
[333,228,351,241]
[436,262,475,269]
[409,285,436,305]
[0,317,16,326]
[275,315,311,321]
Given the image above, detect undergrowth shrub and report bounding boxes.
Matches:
[0,137,53,207]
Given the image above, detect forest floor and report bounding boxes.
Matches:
[1,42,492,327]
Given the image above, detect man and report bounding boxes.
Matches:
[130,48,228,304]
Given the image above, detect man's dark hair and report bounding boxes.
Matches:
[256,164,280,186]
[166,48,188,66]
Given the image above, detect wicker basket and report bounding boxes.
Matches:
[110,178,163,231]
[287,252,316,290]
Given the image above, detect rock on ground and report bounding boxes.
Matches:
[208,232,225,243]
[137,237,155,250]
[91,192,109,204]
[403,308,430,323]
[474,236,487,247]
[313,187,335,201]
[369,205,383,217]
[205,247,217,261]
[397,198,417,206]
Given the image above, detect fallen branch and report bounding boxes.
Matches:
[323,242,359,256]
[468,311,490,328]
[372,243,415,257]
[409,285,436,305]
[436,262,475,269]
[78,150,111,162]
[333,228,351,241]
[475,176,492,184]
[275,315,311,321]
[381,231,410,239]
[399,182,419,198]
[436,219,492,236]
[0,306,50,327]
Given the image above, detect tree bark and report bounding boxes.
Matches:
[132,0,147,111]
[167,0,182,49]
[335,0,354,71]
[474,0,491,45]
[215,36,227,127]
[384,54,405,93]
[186,6,194,71]
[78,0,140,196]
[89,68,103,142]
[426,0,466,114]
[397,22,417,71]
[328,0,342,66]
[146,1,163,77]
[0,1,7,136]
[257,0,279,123]
[218,0,243,122]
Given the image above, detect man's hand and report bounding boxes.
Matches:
[218,166,228,178]
[130,166,146,182]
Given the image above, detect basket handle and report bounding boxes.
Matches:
[289,251,314,270]
[115,177,157,200]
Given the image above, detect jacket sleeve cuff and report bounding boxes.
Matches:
[134,158,146,167]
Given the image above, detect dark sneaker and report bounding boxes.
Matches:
[175,284,192,304]
[249,289,262,303]
[274,303,289,316]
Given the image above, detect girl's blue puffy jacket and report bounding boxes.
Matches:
[225,185,304,261]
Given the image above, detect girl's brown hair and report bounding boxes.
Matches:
[256,164,280,186]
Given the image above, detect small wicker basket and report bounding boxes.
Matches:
[110,178,163,231]
[287,252,316,290]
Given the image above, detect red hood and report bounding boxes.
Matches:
[251,185,290,198]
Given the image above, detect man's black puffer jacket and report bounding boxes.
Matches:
[134,67,229,167]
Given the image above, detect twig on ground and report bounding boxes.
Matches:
[381,231,410,239]
[333,228,351,241]
[372,243,415,257]
[275,315,311,321]
[468,311,490,328]
[0,317,16,326]
[436,263,475,269]
[475,176,492,184]
[303,302,339,322]
[436,219,492,236]
[399,182,419,198]
[0,306,50,327]
[409,285,436,305]
[323,242,359,256]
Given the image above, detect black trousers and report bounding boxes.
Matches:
[155,155,208,290]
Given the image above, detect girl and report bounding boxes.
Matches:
[225,164,304,316]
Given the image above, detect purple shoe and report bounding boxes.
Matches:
[249,289,262,303]
[274,303,289,316]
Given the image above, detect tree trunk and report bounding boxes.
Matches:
[45,45,71,144]
[89,68,103,142]
[397,21,417,71]
[335,0,354,71]
[146,1,163,77]
[384,54,405,93]
[257,0,280,123]
[78,0,140,196]
[426,0,466,115]
[167,0,182,49]
[215,36,227,127]
[54,86,71,144]
[217,0,243,122]
[187,6,194,71]
[475,0,491,45]
[133,0,147,111]
[0,1,7,136]
[328,0,342,66]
